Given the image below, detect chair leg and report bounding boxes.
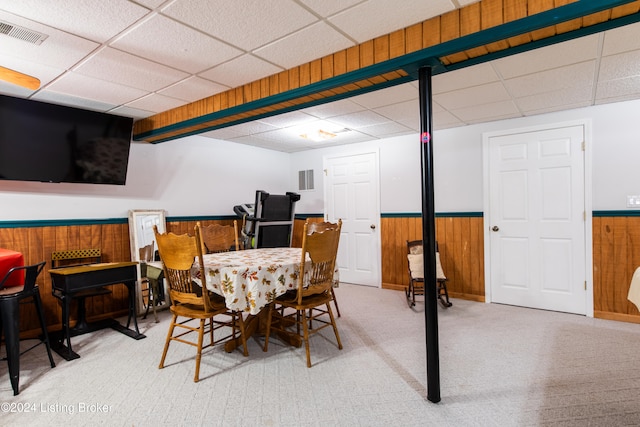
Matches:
[33,290,56,368]
[331,288,341,317]
[159,314,177,369]
[0,299,21,395]
[327,303,343,350]
[438,280,453,308]
[194,319,205,383]
[301,309,312,368]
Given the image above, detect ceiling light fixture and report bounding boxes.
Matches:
[299,129,337,142]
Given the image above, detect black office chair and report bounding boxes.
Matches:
[0,261,56,395]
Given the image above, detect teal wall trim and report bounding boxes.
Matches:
[593,210,640,217]
[0,215,238,229]
[3,210,637,229]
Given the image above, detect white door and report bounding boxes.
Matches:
[485,123,587,314]
[324,151,381,287]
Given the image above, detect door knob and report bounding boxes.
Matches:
[492,226,499,232]
[370,224,376,229]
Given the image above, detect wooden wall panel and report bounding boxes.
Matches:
[4,213,640,337]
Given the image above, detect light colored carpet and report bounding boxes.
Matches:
[2,284,640,426]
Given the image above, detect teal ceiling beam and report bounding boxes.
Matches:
[134,0,637,143]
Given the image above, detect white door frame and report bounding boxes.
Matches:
[323,148,382,287]
[482,119,594,316]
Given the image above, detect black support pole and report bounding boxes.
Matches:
[418,66,441,403]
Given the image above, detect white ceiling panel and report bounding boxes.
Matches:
[493,35,600,79]
[504,62,596,98]
[43,72,149,107]
[434,82,511,110]
[328,0,456,43]
[75,47,190,92]
[0,0,149,42]
[599,50,640,82]
[158,76,229,103]
[602,22,640,56]
[125,93,187,114]
[0,11,99,69]
[198,54,283,88]
[297,0,363,17]
[111,14,242,74]
[163,0,318,51]
[254,21,353,69]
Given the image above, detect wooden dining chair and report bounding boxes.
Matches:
[306,220,341,317]
[154,223,248,383]
[263,219,343,367]
[406,240,452,308]
[199,221,239,254]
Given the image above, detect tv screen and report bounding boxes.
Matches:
[0,94,133,185]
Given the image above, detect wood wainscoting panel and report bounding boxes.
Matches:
[593,216,640,319]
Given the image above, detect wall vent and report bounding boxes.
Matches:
[298,169,314,191]
[0,21,48,45]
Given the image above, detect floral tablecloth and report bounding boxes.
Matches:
[192,247,307,315]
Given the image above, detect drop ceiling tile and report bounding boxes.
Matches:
[325,110,391,129]
[599,50,640,82]
[221,120,279,136]
[110,105,155,119]
[32,90,123,112]
[515,86,593,112]
[433,63,499,93]
[602,21,640,56]
[0,55,65,90]
[328,0,454,43]
[0,0,149,42]
[433,110,464,128]
[493,34,599,79]
[504,61,596,98]
[596,75,640,101]
[299,99,366,119]
[374,98,419,122]
[450,100,519,122]
[162,0,318,51]
[434,81,510,110]
[111,14,242,74]
[158,76,229,102]
[75,47,189,92]
[254,21,353,69]
[350,83,418,109]
[358,121,414,138]
[523,101,591,117]
[44,72,149,107]
[125,93,188,113]
[198,54,283,88]
[0,11,99,70]
[257,111,318,128]
[297,0,363,17]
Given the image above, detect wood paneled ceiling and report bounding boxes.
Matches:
[132,0,640,144]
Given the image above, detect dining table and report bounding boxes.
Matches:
[0,248,25,287]
[191,247,310,351]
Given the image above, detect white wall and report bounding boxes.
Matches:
[0,136,290,220]
[292,98,640,214]
[2,98,639,221]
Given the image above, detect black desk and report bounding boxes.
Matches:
[49,262,145,360]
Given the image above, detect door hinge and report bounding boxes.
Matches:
[583,211,586,221]
[584,281,587,290]
[581,141,585,151]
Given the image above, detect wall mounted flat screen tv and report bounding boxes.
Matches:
[0,94,134,185]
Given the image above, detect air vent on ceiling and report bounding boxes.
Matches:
[0,21,48,45]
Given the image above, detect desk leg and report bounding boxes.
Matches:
[112,281,145,340]
[50,295,81,361]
